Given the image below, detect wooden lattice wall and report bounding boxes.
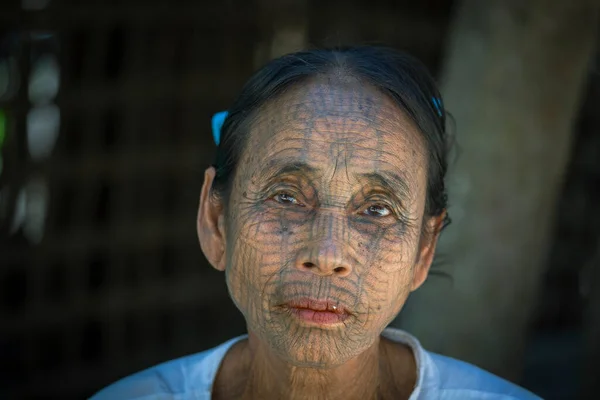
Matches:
[0,2,261,398]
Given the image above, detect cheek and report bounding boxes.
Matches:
[362,264,414,322]
[224,206,306,314]
[224,235,263,318]
[352,218,418,274]
[354,225,420,322]
[236,206,308,268]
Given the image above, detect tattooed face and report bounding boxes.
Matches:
[207,77,437,368]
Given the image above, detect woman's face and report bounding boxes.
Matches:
[200,78,441,367]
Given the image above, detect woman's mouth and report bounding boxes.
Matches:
[285,298,350,325]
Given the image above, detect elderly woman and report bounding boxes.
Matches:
[92,46,541,400]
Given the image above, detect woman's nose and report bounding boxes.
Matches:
[294,242,352,277]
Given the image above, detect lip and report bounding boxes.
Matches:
[285,298,350,326]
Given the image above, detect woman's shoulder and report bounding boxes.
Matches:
[382,328,542,400]
[426,352,542,399]
[89,335,247,400]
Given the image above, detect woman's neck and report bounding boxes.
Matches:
[213,331,417,400]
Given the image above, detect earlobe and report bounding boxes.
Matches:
[411,213,445,291]
[197,167,227,272]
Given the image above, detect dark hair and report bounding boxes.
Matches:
[212,45,450,228]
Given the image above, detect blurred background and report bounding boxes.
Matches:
[0,0,598,399]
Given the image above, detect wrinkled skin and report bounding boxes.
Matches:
[198,75,444,399]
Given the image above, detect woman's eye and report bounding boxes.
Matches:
[363,204,392,217]
[273,192,303,206]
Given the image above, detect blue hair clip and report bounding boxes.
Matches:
[211,111,229,145]
[432,97,443,117]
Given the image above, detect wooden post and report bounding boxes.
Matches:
[254,0,308,66]
[582,235,600,398]
[398,0,599,381]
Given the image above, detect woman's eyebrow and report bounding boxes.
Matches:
[355,171,412,199]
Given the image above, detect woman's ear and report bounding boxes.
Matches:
[197,167,227,271]
[411,212,446,291]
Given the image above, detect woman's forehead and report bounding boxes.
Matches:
[259,78,403,125]
[244,80,427,175]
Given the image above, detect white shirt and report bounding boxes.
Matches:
[90,328,542,399]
